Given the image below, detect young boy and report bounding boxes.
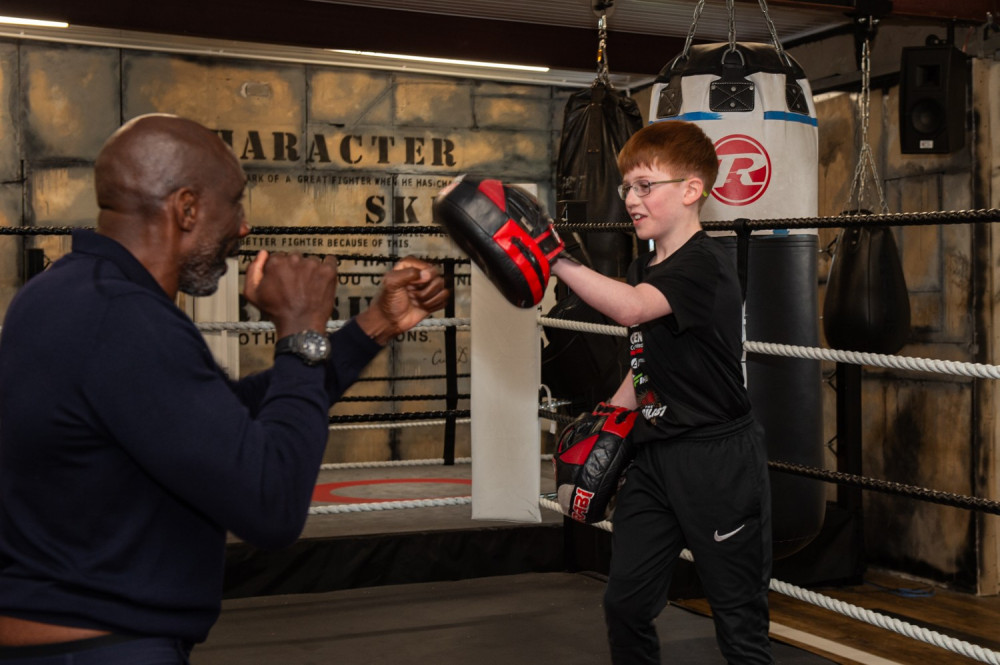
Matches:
[550,120,774,664]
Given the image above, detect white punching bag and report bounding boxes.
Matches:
[649,42,818,228]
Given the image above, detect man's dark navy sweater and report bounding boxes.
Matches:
[0,229,381,643]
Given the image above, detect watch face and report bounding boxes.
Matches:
[297,331,331,361]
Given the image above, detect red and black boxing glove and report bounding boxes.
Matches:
[553,402,639,524]
[432,177,567,308]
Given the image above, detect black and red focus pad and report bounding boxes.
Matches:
[553,403,639,524]
[432,177,565,308]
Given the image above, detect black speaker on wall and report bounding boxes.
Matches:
[899,45,968,154]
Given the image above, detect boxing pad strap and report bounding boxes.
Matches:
[467,179,566,304]
[535,227,566,263]
[483,178,566,262]
[494,219,550,306]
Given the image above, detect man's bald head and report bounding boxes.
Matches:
[94,114,241,220]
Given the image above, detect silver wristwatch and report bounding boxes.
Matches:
[274,330,331,366]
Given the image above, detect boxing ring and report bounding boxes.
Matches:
[6,210,1000,664]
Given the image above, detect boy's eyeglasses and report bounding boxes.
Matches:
[617,178,686,200]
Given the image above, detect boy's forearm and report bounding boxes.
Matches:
[552,260,643,326]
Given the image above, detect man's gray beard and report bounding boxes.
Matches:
[178,244,227,297]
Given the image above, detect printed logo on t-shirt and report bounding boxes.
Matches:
[630,327,667,422]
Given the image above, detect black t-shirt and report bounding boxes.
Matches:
[627,231,751,440]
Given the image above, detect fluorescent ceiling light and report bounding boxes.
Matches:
[0,15,69,28]
[330,49,549,72]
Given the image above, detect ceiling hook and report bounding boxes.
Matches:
[592,0,615,19]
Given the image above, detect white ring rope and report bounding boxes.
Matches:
[744,340,1000,379]
[768,578,1000,665]
[310,496,472,514]
[539,316,628,338]
[540,316,1000,380]
[321,457,472,470]
[197,317,470,333]
[328,418,471,432]
[195,315,1000,381]
[320,454,552,470]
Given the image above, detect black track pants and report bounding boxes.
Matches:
[603,415,774,664]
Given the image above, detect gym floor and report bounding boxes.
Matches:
[193,572,833,664]
[197,460,1000,665]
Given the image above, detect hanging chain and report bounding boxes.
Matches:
[726,0,738,54]
[596,12,611,86]
[757,0,793,67]
[679,0,706,61]
[681,0,788,65]
[844,29,889,215]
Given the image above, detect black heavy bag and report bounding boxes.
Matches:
[823,222,911,354]
[556,82,642,278]
[720,235,825,560]
[542,291,629,413]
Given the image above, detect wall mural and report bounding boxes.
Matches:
[2,40,565,462]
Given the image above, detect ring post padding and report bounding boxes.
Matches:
[470,262,541,522]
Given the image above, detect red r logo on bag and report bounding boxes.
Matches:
[712,134,771,206]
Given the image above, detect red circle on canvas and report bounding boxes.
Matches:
[312,478,472,503]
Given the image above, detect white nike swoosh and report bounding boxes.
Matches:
[713,524,746,542]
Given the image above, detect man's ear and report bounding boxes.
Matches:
[167,188,198,231]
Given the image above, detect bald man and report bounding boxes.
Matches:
[0,114,449,663]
